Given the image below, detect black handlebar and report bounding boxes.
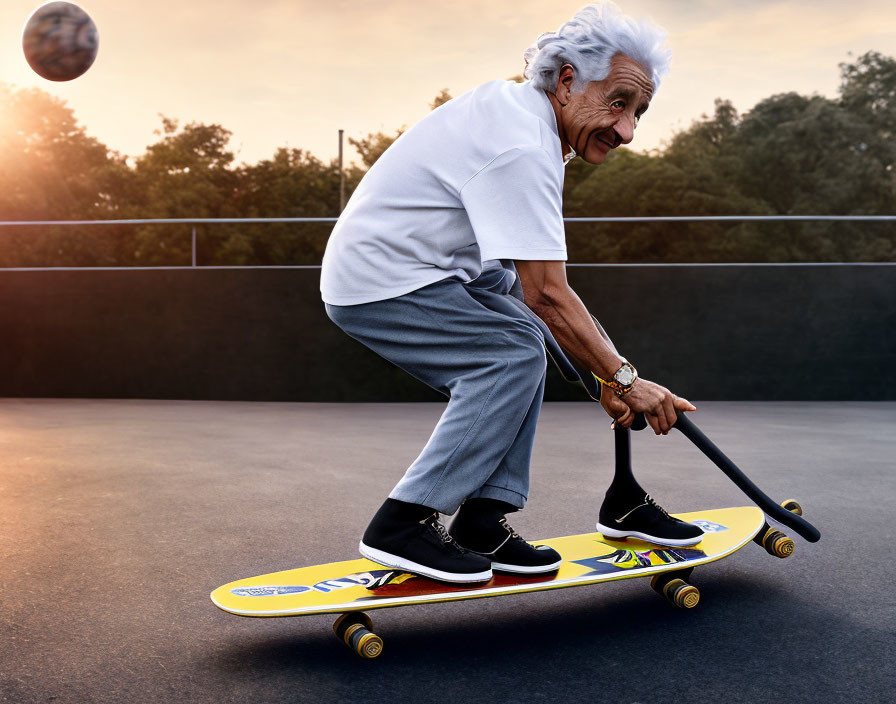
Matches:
[629,411,821,543]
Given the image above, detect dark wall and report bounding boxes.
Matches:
[0,265,893,401]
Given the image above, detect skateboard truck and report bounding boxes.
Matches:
[650,566,700,608]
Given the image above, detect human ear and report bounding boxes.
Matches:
[556,63,575,105]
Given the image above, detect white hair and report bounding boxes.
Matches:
[523,2,672,94]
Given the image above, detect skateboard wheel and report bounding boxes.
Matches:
[348,627,384,658]
[781,499,803,516]
[650,574,700,609]
[333,612,383,659]
[755,526,795,558]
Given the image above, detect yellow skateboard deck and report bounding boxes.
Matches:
[212,507,765,618]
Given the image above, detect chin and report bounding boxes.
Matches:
[582,149,610,165]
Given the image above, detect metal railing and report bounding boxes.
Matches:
[0,216,894,270]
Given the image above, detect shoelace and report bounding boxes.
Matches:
[645,495,682,522]
[426,514,469,553]
[644,494,669,517]
[498,517,524,541]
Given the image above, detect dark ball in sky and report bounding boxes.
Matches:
[22,2,99,82]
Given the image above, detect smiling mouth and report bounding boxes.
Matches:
[595,135,616,150]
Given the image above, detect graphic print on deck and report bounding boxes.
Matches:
[211,508,766,618]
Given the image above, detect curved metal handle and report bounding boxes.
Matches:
[631,411,821,543]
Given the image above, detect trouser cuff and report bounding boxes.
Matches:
[467,484,527,510]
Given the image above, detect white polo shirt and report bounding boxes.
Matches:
[320,79,569,306]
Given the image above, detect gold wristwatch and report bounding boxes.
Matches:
[592,358,638,396]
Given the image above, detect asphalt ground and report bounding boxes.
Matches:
[1,399,893,704]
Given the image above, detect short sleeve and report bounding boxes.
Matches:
[459,146,567,261]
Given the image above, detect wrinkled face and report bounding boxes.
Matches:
[558,54,654,164]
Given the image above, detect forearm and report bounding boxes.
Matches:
[590,314,620,357]
[530,285,623,379]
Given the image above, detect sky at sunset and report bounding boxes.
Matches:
[2,0,895,168]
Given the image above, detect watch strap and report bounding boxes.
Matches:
[592,361,637,396]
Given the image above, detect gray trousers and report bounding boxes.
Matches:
[324,266,549,514]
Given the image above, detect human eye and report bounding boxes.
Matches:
[610,99,626,111]
[634,106,648,128]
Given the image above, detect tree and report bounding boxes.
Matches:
[430,89,453,110]
[838,51,896,221]
[347,88,464,170]
[0,83,127,266]
[1,50,893,267]
[223,147,359,266]
[117,116,242,264]
[839,51,896,144]
[347,130,405,169]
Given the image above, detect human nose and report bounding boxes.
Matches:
[614,113,636,144]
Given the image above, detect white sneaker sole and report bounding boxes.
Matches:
[596,522,704,547]
[491,557,563,575]
[359,541,493,584]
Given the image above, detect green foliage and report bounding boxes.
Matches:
[123,116,242,264]
[559,53,896,263]
[0,51,894,266]
[347,130,404,169]
[0,83,131,266]
[430,89,453,110]
[840,51,896,141]
[213,146,360,266]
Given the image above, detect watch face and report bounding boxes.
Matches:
[616,365,635,385]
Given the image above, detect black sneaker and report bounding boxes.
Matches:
[359,499,492,584]
[596,493,704,547]
[449,501,562,575]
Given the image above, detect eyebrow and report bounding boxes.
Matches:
[609,87,636,100]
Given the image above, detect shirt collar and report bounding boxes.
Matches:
[518,80,575,165]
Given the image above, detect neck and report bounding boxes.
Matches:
[544,89,573,159]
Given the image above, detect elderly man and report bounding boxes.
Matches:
[320,1,702,584]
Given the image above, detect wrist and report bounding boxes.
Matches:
[591,356,625,382]
[592,358,638,396]
[617,377,637,397]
